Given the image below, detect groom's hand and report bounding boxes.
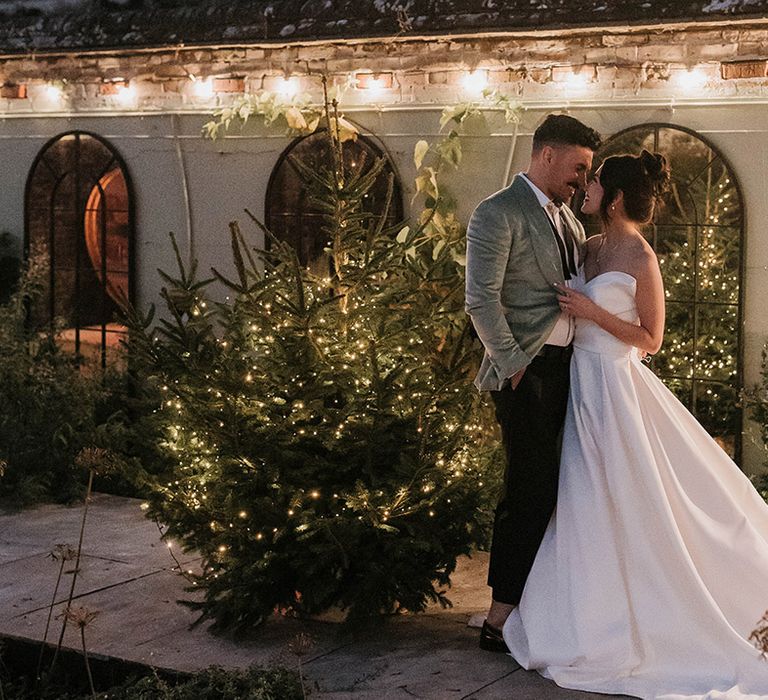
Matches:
[509,367,526,390]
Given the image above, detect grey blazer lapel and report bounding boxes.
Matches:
[561,206,587,260]
[511,177,564,286]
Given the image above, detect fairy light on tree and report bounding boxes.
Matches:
[123,84,496,632]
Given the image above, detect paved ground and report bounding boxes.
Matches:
[0,494,633,699]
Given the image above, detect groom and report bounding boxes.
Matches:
[465,114,601,652]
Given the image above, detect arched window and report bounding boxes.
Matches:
[25,131,134,368]
[580,124,744,461]
[265,131,404,277]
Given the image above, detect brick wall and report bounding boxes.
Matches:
[1,21,768,111]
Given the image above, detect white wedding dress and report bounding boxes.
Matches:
[503,269,768,700]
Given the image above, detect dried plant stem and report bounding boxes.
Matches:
[80,625,96,698]
[298,656,307,700]
[36,556,66,677]
[289,633,313,700]
[51,469,94,671]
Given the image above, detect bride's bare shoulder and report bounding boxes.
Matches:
[630,237,662,280]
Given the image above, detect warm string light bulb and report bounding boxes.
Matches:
[461,69,488,95]
[676,68,707,91]
[564,71,590,93]
[45,84,63,102]
[277,77,299,98]
[191,76,214,98]
[115,82,137,104]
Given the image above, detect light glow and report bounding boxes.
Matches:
[115,82,137,104]
[461,70,488,95]
[192,77,214,99]
[676,68,708,91]
[356,72,393,91]
[564,72,590,92]
[277,77,299,98]
[45,84,63,101]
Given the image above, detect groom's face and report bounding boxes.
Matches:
[543,144,594,204]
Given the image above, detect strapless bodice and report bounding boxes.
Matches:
[572,270,639,358]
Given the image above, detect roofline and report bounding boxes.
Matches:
[1,14,767,61]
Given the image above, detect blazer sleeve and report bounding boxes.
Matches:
[465,199,531,379]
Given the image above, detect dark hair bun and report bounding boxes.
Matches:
[639,149,670,194]
[598,150,672,224]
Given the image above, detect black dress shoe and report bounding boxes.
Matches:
[479,620,509,653]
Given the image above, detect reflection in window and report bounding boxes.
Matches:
[579,125,744,461]
[265,131,403,277]
[25,132,133,368]
[84,168,130,305]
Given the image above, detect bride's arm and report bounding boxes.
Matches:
[556,251,665,355]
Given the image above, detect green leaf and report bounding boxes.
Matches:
[413,140,429,170]
[439,104,464,130]
[437,134,462,169]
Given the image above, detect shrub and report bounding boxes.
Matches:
[0,256,105,505]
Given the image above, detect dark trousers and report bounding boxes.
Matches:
[488,346,571,605]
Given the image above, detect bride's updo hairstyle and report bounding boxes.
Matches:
[599,149,670,224]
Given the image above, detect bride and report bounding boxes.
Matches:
[502,150,768,699]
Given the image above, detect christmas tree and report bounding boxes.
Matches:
[124,98,492,632]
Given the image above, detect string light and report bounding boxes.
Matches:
[191,76,214,98]
[115,83,137,106]
[45,84,63,101]
[676,67,708,91]
[355,72,393,91]
[277,77,299,98]
[461,70,488,95]
[564,71,590,92]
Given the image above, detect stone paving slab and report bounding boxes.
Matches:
[0,494,196,566]
[9,575,354,673]
[469,670,637,700]
[0,494,634,699]
[304,614,516,698]
[0,551,175,619]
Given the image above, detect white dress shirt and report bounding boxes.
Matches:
[518,173,577,347]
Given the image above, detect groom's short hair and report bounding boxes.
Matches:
[532,114,602,152]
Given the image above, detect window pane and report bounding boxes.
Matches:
[695,304,738,384]
[656,225,696,301]
[26,132,132,366]
[696,225,740,304]
[654,301,694,380]
[266,131,403,277]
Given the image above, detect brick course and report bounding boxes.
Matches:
[1,21,768,111]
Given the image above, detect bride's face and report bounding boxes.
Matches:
[581,170,604,216]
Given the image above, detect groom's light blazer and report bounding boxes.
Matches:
[465,175,587,392]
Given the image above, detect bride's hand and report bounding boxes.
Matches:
[555,284,597,320]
